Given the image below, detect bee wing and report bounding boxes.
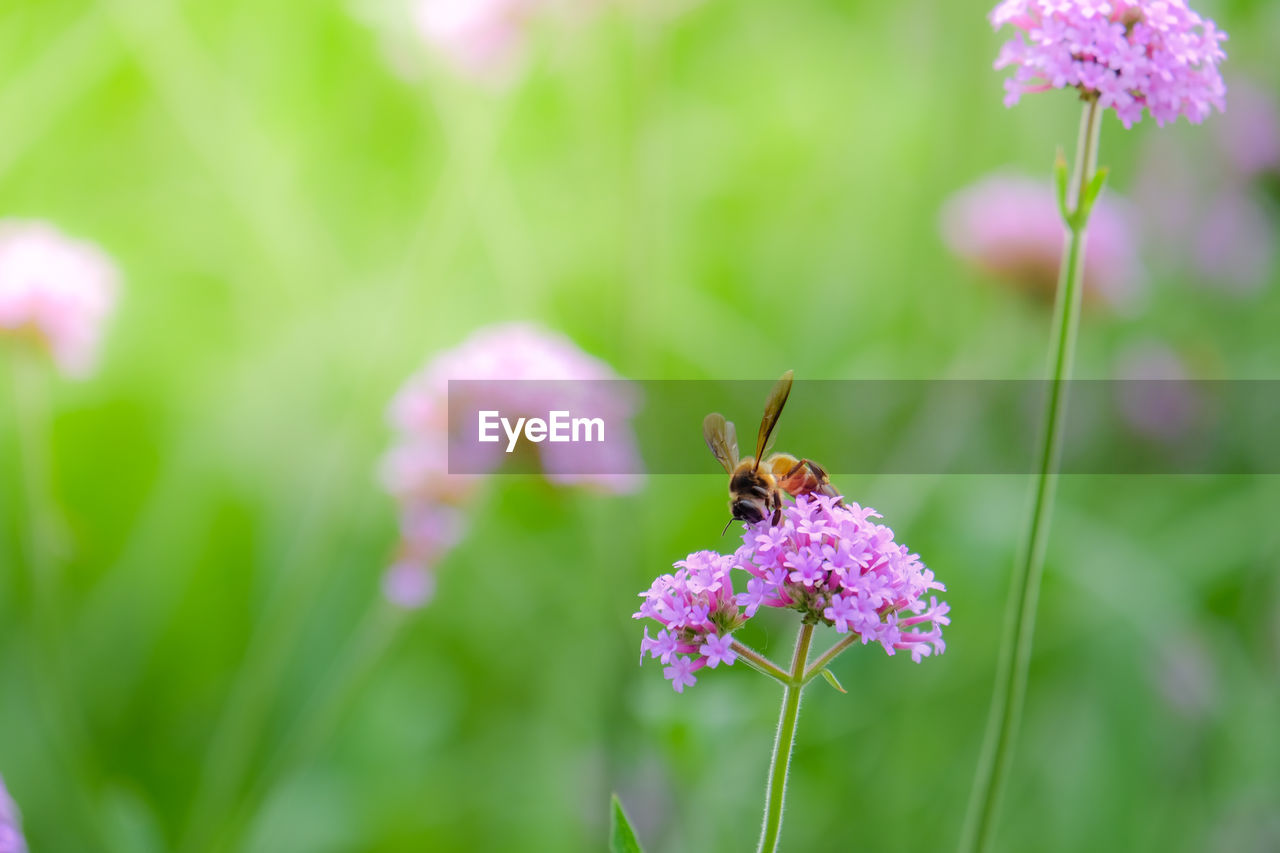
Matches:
[753,370,794,472]
[762,426,778,456]
[703,412,740,473]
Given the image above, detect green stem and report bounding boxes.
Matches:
[802,633,859,683]
[11,351,56,601]
[177,433,362,853]
[757,622,814,853]
[731,640,791,684]
[7,351,116,849]
[960,97,1103,853]
[208,603,407,850]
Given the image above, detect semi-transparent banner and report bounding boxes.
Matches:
[445,379,1280,475]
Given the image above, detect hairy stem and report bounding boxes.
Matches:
[960,97,1103,853]
[757,622,814,853]
[802,633,859,683]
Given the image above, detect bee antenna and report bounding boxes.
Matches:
[721,517,736,537]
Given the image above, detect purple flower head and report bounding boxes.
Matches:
[381,322,643,609]
[990,0,1227,128]
[734,495,949,661]
[635,551,746,690]
[0,220,119,378]
[636,497,947,692]
[0,775,25,853]
[941,173,1145,310]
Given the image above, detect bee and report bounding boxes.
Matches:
[703,370,841,527]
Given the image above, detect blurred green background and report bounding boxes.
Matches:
[2,0,1279,850]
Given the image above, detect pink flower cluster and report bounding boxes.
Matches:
[635,551,746,692]
[0,775,24,853]
[941,173,1144,310]
[0,221,118,378]
[990,0,1227,127]
[636,495,949,692]
[382,322,642,608]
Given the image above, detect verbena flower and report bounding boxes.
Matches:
[0,220,118,378]
[636,496,949,691]
[941,173,1144,309]
[635,551,747,692]
[990,0,1227,127]
[381,322,643,608]
[733,496,949,662]
[0,776,25,853]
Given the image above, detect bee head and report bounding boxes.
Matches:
[731,499,766,524]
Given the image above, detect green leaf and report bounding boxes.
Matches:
[1081,166,1110,215]
[610,794,646,853]
[1067,166,1110,231]
[819,667,848,694]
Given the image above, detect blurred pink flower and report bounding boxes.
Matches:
[1192,190,1276,295]
[1113,340,1199,442]
[0,220,118,378]
[0,775,25,853]
[410,0,536,81]
[383,558,439,609]
[381,322,644,608]
[1213,79,1280,179]
[1134,128,1276,297]
[941,173,1145,309]
[990,0,1227,128]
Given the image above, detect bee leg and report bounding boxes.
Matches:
[800,459,843,504]
[780,458,806,481]
[770,491,782,525]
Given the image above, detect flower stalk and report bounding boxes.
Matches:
[757,622,814,853]
[961,96,1105,853]
[8,349,61,630]
[802,633,859,682]
[731,640,791,684]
